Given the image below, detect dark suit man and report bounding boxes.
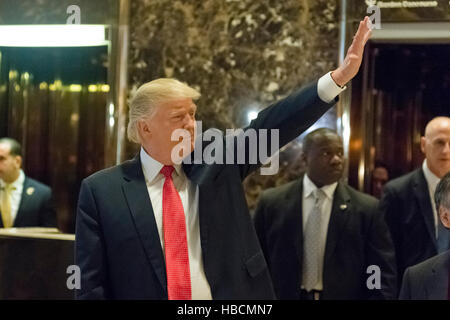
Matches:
[75,18,373,300]
[0,138,56,228]
[380,117,450,289]
[399,171,450,300]
[253,128,397,300]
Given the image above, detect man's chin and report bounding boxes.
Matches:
[325,173,342,184]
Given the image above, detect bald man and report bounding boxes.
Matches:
[379,117,450,293]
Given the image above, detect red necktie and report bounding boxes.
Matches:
[160,165,192,300]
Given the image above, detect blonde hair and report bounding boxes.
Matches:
[127,78,201,143]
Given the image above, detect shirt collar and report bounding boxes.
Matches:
[303,173,338,200]
[0,169,24,189]
[140,147,184,183]
[422,159,440,193]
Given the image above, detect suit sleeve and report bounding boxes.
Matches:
[398,268,412,300]
[365,203,398,300]
[75,179,110,299]
[232,81,336,180]
[253,194,269,262]
[39,188,57,228]
[378,185,403,290]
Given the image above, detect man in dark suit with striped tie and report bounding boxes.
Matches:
[399,171,450,300]
[380,117,450,291]
[253,128,397,300]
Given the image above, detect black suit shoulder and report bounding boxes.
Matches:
[383,169,423,195]
[405,250,450,276]
[406,253,438,275]
[15,176,56,228]
[84,162,125,182]
[344,184,379,211]
[25,177,52,194]
[256,180,300,219]
[82,159,137,191]
[260,180,299,204]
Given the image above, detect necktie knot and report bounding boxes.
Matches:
[160,165,175,178]
[313,189,325,206]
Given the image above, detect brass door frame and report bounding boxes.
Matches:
[106,0,129,166]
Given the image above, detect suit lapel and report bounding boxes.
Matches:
[290,179,304,271]
[13,177,31,227]
[121,155,167,295]
[426,251,450,299]
[413,169,437,250]
[324,183,351,264]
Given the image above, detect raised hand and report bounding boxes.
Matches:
[331,16,372,87]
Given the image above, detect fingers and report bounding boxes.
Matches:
[364,28,372,44]
[353,16,372,48]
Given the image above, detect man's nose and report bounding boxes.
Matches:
[330,154,343,164]
[443,142,450,154]
[183,115,195,130]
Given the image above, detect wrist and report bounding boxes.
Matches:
[330,70,346,88]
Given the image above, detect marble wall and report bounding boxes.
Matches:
[128,0,341,209]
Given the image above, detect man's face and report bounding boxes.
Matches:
[372,167,389,198]
[421,123,450,178]
[304,133,344,187]
[140,98,197,165]
[0,143,21,183]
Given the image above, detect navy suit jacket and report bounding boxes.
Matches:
[399,250,449,300]
[379,169,439,290]
[0,176,56,228]
[75,81,336,299]
[253,178,397,300]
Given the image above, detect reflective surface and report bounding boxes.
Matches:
[0,0,123,233]
[0,46,109,232]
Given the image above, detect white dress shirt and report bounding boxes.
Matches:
[422,160,440,239]
[139,73,344,299]
[140,147,212,300]
[317,72,347,103]
[301,174,338,291]
[0,169,25,226]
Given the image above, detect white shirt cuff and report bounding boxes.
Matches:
[317,71,347,103]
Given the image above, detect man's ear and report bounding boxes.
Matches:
[420,136,426,154]
[137,119,151,139]
[15,155,22,169]
[439,206,450,229]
